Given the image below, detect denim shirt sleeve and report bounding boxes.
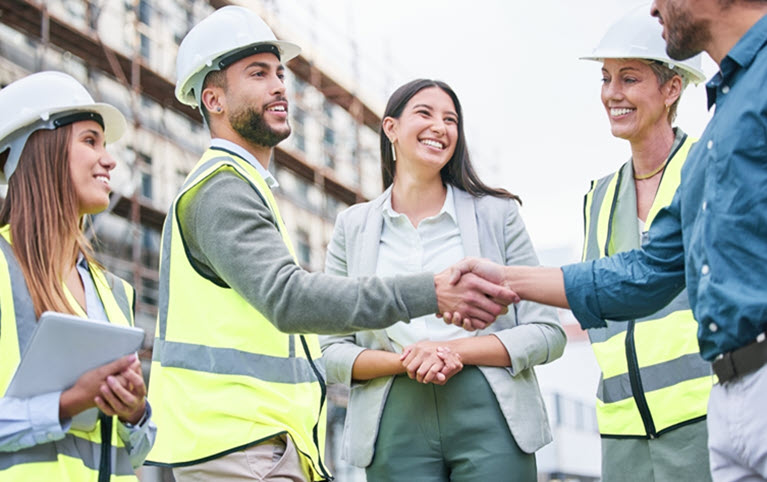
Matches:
[563,186,687,329]
[0,391,71,452]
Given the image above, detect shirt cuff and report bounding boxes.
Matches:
[562,263,608,330]
[119,401,152,430]
[31,391,70,444]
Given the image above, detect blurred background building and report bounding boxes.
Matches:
[0,0,601,480]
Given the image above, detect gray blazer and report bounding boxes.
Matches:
[320,187,566,468]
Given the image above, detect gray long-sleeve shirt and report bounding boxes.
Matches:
[176,165,438,334]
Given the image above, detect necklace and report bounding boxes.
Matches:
[634,160,668,180]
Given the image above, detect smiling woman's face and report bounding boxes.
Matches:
[388,86,459,176]
[68,120,116,216]
[600,58,673,143]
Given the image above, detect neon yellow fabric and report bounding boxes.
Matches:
[0,225,137,481]
[583,136,712,436]
[147,149,328,480]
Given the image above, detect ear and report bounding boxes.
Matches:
[201,85,225,116]
[382,117,398,144]
[663,75,683,107]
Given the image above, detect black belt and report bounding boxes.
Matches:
[712,332,767,383]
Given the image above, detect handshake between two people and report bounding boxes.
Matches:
[434,256,568,330]
[433,257,517,332]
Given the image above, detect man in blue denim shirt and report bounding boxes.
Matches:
[447,0,767,478]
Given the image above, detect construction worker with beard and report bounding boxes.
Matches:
[144,6,516,481]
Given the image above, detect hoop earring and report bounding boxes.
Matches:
[391,143,397,161]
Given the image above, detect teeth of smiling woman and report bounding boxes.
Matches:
[95,176,109,185]
[611,108,634,116]
[421,139,444,149]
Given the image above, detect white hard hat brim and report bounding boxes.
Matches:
[579,53,707,85]
[0,102,126,183]
[0,102,127,147]
[85,102,128,144]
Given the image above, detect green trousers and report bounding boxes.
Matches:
[601,418,711,482]
[366,366,537,482]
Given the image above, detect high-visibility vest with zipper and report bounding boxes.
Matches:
[145,148,329,480]
[0,225,138,481]
[582,132,712,438]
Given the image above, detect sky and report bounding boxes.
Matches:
[282,0,719,265]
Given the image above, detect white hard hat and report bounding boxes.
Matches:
[0,71,126,181]
[175,6,301,108]
[581,3,706,85]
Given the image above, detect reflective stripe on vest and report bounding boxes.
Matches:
[0,227,137,480]
[582,133,712,437]
[146,149,329,480]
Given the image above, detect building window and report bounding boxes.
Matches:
[296,229,311,267]
[138,0,151,59]
[293,107,306,153]
[140,276,159,307]
[137,152,153,201]
[324,126,335,169]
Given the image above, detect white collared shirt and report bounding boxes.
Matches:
[377,184,474,352]
[210,138,279,188]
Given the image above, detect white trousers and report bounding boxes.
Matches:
[708,363,767,481]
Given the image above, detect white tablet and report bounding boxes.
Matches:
[5,311,144,399]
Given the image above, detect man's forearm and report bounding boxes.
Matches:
[503,266,569,309]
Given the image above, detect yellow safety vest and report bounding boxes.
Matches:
[145,148,329,480]
[0,225,138,481]
[582,133,712,438]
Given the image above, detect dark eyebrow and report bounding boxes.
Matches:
[414,103,458,117]
[243,61,284,71]
[81,129,103,138]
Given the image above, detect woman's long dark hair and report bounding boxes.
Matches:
[380,79,520,203]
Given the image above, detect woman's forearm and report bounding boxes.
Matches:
[445,335,511,367]
[351,349,407,381]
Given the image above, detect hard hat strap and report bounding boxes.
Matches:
[53,111,104,131]
[217,43,282,70]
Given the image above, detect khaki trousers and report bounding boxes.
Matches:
[172,435,309,481]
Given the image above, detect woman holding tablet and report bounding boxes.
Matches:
[0,72,155,481]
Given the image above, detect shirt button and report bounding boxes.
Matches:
[709,322,718,332]
[707,140,714,150]
[701,264,710,275]
[722,85,730,94]
[702,201,707,211]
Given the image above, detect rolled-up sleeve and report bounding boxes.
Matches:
[563,186,687,329]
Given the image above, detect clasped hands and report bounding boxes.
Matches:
[60,353,148,425]
[400,341,463,385]
[434,257,516,332]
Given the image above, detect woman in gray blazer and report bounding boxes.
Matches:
[320,79,566,481]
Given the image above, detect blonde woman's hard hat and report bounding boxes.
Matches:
[580,3,706,85]
[0,71,126,181]
[175,6,301,108]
